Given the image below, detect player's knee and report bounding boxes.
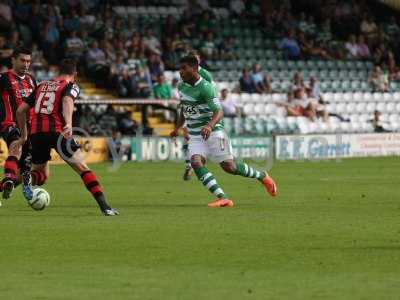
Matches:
[220,162,236,174]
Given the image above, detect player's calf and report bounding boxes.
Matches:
[2,156,19,199]
[80,170,118,216]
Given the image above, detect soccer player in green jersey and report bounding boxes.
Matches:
[171,55,277,207]
[182,52,213,181]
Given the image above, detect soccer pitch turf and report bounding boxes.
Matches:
[0,157,399,299]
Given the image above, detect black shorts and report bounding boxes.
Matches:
[29,132,81,165]
[1,125,32,172]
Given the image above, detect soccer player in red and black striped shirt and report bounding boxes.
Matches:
[16,58,118,216]
[0,46,36,201]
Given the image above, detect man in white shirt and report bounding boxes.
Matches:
[220,89,238,118]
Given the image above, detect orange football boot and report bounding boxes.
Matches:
[208,198,234,208]
[262,174,277,197]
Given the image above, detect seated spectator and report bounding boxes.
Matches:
[306,87,328,122]
[142,28,161,55]
[171,78,180,99]
[79,106,98,135]
[115,69,135,98]
[200,32,218,60]
[162,38,180,70]
[148,54,165,83]
[292,88,317,121]
[118,112,137,135]
[280,30,301,60]
[230,0,245,17]
[219,37,236,60]
[385,17,400,38]
[153,75,172,99]
[250,63,273,94]
[356,35,370,60]
[109,131,122,161]
[387,51,400,81]
[98,105,118,136]
[0,35,12,68]
[64,31,85,60]
[345,35,358,59]
[86,40,109,86]
[197,10,215,34]
[64,9,81,33]
[291,72,305,94]
[371,110,390,132]
[360,15,379,43]
[131,68,152,98]
[239,68,256,93]
[220,89,239,118]
[368,65,389,92]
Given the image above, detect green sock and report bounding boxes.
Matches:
[194,166,227,198]
[235,161,266,181]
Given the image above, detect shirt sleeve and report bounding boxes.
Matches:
[63,83,80,101]
[203,83,221,112]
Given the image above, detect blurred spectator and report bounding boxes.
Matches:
[118,112,137,135]
[250,63,272,94]
[148,54,165,83]
[356,35,370,59]
[371,110,390,132]
[280,30,301,60]
[387,52,400,81]
[360,15,379,42]
[239,68,256,93]
[0,0,13,31]
[219,37,236,60]
[345,35,358,59]
[115,69,135,98]
[385,17,400,37]
[230,0,245,17]
[306,87,328,122]
[171,78,180,100]
[198,10,215,34]
[200,32,217,60]
[109,131,122,161]
[291,72,305,94]
[98,105,118,136]
[131,68,152,98]
[153,75,172,99]
[220,89,239,118]
[64,9,81,33]
[79,106,98,135]
[368,65,389,92]
[163,15,178,37]
[64,31,85,60]
[86,40,109,86]
[142,28,162,55]
[0,36,12,68]
[293,88,317,121]
[162,38,180,70]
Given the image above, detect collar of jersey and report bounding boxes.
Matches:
[184,77,202,87]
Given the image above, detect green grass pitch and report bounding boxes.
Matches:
[0,157,399,299]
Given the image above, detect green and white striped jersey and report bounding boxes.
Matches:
[178,77,224,136]
[199,66,213,83]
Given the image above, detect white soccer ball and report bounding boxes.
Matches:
[29,188,51,211]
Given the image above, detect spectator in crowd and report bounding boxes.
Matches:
[109,131,122,161]
[230,0,245,17]
[387,51,400,81]
[98,105,119,136]
[86,40,109,86]
[131,68,152,98]
[115,68,135,98]
[360,15,379,43]
[306,87,329,122]
[291,72,305,94]
[280,30,301,60]
[148,54,165,83]
[219,37,236,60]
[200,32,217,60]
[220,89,239,118]
[171,78,180,99]
[80,106,98,135]
[142,28,162,55]
[64,30,85,60]
[371,110,390,132]
[239,68,256,93]
[153,75,172,99]
[356,35,370,59]
[197,10,215,34]
[385,16,400,38]
[293,88,317,121]
[162,38,180,70]
[118,112,137,135]
[0,35,12,68]
[41,20,60,63]
[250,63,273,94]
[368,65,389,92]
[345,35,358,59]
